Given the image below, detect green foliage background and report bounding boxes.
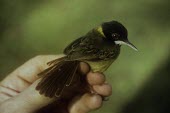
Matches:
[0,0,170,113]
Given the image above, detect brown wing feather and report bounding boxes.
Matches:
[37,56,66,77]
[47,56,66,66]
[36,57,80,98]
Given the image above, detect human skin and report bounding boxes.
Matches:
[0,55,112,113]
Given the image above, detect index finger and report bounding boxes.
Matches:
[1,55,64,92]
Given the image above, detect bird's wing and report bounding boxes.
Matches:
[64,35,102,61]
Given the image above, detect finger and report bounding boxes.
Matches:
[0,85,19,103]
[0,79,54,113]
[1,55,64,92]
[79,62,90,75]
[87,72,105,85]
[69,93,102,113]
[93,83,112,96]
[10,55,64,82]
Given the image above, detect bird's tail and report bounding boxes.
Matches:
[36,56,89,98]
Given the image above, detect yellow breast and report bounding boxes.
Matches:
[85,59,115,72]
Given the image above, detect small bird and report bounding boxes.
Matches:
[36,20,137,98]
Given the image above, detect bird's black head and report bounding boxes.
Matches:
[101,20,138,51]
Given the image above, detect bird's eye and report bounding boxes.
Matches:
[112,33,119,40]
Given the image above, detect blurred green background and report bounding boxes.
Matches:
[0,0,170,113]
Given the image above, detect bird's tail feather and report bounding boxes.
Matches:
[36,56,81,98]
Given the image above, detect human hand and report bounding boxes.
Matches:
[0,55,112,113]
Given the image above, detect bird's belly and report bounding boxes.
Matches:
[85,59,115,72]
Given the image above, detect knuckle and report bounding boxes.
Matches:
[90,95,102,109]
[105,85,112,96]
[33,55,44,60]
[30,55,45,64]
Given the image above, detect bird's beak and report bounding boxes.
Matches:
[114,40,138,51]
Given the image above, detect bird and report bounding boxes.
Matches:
[36,20,138,98]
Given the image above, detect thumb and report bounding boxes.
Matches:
[2,80,54,113]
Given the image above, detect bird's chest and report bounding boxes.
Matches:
[85,59,115,72]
